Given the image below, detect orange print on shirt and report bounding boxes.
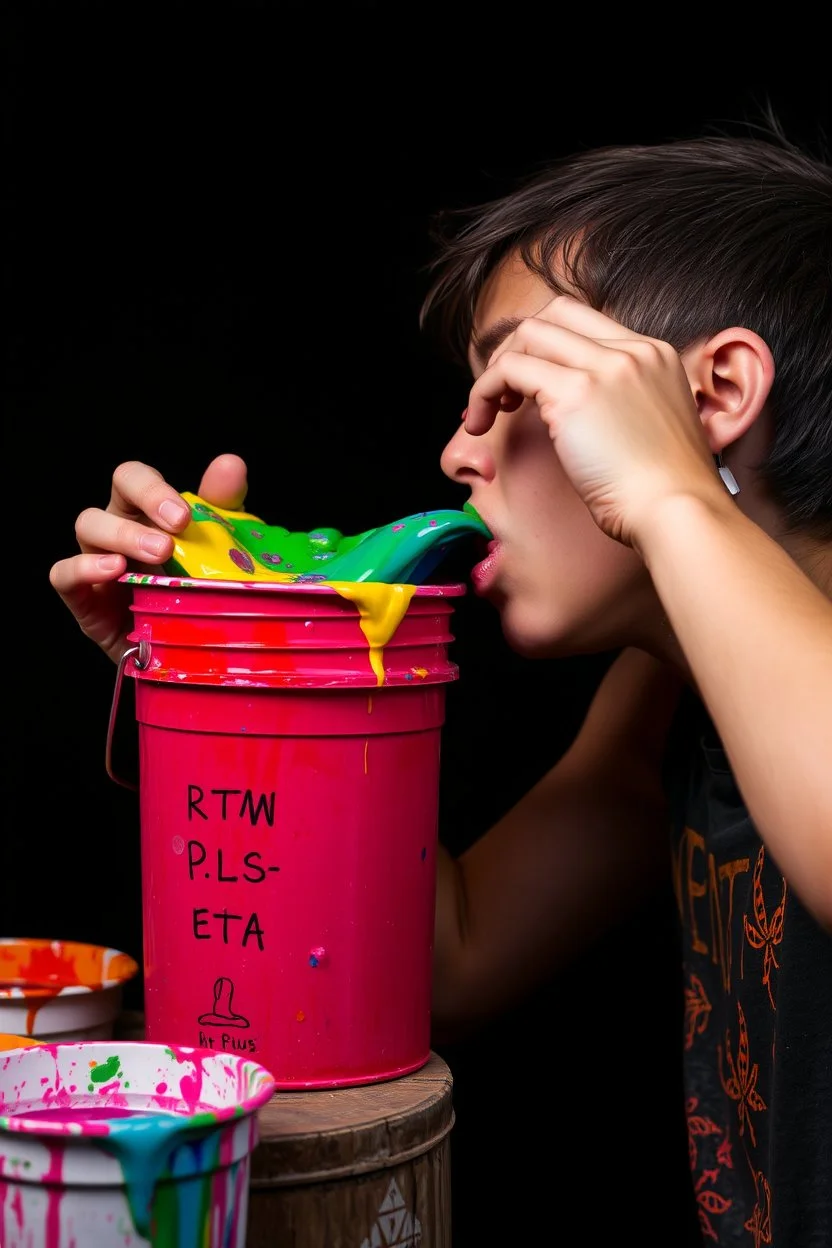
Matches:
[719,1000,767,1148]
[742,846,786,1011]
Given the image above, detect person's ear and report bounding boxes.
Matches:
[683,328,775,453]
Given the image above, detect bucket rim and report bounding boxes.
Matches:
[0,1040,277,1137]
[120,572,467,596]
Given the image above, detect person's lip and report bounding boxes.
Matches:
[470,538,501,595]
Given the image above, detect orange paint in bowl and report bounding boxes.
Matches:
[0,938,139,1041]
[0,1033,40,1051]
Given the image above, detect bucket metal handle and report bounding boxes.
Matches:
[106,641,150,791]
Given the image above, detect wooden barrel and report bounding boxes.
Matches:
[115,1013,454,1246]
[247,1053,454,1247]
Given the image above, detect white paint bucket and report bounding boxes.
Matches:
[0,1039,276,1246]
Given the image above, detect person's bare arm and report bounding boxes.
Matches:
[639,495,832,930]
[432,646,683,1040]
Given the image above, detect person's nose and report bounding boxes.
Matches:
[440,421,495,485]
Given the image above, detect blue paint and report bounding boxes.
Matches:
[95,1109,219,1238]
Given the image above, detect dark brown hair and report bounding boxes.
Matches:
[420,118,832,537]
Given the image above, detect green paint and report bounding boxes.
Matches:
[146,1172,179,1247]
[89,1054,122,1084]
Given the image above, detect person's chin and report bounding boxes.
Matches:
[496,603,567,660]
[497,597,610,661]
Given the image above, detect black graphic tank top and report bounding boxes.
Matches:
[663,690,832,1246]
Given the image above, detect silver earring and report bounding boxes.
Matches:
[717,453,740,497]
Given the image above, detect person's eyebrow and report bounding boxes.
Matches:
[469,316,524,367]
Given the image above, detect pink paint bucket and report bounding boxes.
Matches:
[0,1038,276,1247]
[108,574,465,1089]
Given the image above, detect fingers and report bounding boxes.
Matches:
[108,454,248,529]
[74,505,177,563]
[109,460,192,530]
[464,296,661,435]
[49,455,250,667]
[197,453,249,510]
[465,312,603,435]
[48,553,132,662]
[48,551,125,601]
[465,352,574,435]
[68,458,189,562]
[60,453,250,589]
[530,295,640,342]
[77,456,225,562]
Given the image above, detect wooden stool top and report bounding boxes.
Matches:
[251,1053,454,1188]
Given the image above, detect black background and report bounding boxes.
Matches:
[6,7,829,1244]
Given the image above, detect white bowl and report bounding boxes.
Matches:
[0,937,139,1042]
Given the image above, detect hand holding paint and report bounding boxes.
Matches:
[49,453,249,668]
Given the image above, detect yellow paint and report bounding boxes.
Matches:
[364,739,369,775]
[171,499,288,583]
[328,581,417,686]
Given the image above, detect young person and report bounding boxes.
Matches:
[50,120,831,1245]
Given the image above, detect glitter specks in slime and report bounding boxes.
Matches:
[0,1039,276,1247]
[111,492,481,1089]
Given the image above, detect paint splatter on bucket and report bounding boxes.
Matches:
[0,938,139,1041]
[0,1038,276,1246]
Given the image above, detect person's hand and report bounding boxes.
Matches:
[463,295,726,549]
[49,453,249,664]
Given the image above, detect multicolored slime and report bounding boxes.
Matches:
[165,493,490,586]
[148,493,491,685]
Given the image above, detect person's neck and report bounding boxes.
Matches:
[741,473,832,598]
[782,530,832,599]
